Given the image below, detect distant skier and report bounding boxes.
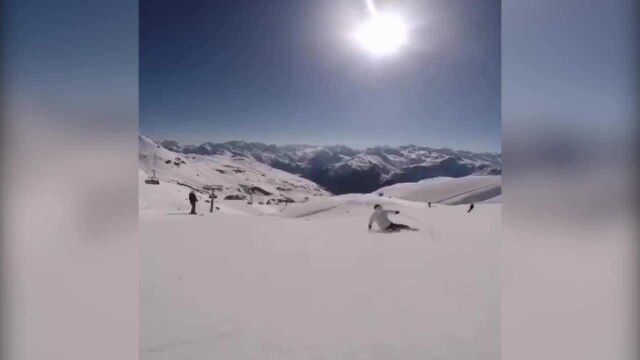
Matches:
[189,191,198,214]
[368,204,415,232]
[428,202,431,208]
[467,203,475,213]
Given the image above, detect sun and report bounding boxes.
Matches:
[353,12,409,57]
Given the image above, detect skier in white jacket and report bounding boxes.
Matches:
[368,204,415,232]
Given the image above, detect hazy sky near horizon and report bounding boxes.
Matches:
[140,0,500,152]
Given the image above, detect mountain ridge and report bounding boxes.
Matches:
[155,137,501,194]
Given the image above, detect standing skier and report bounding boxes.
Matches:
[189,191,198,214]
[368,204,415,232]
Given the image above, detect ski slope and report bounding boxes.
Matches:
[140,135,501,359]
[141,197,500,359]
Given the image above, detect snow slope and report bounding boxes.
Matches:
[139,135,329,212]
[141,136,501,359]
[375,175,501,205]
[141,199,500,360]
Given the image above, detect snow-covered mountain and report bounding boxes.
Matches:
[139,135,330,212]
[159,139,501,194]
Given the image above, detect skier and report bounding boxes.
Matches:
[189,190,198,214]
[428,202,431,208]
[467,203,474,213]
[368,204,414,232]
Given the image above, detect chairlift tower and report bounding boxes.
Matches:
[203,184,223,213]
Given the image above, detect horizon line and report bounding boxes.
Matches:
[141,134,502,155]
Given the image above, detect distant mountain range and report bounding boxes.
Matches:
[157,139,501,195]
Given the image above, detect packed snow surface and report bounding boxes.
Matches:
[142,195,499,359]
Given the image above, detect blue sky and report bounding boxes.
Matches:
[140,0,501,152]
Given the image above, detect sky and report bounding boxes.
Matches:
[140,0,501,152]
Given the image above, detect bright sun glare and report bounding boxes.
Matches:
[353,12,409,57]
